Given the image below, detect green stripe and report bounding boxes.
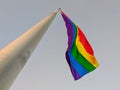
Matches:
[71,42,96,72]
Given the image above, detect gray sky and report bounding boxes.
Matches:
[0,0,120,90]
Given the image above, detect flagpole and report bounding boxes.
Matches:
[0,9,59,90]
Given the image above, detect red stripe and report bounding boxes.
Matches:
[77,27,94,55]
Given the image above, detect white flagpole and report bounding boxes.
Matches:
[0,9,60,90]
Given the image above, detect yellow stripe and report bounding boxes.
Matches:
[75,28,99,67]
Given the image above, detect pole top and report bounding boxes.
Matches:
[53,8,61,14]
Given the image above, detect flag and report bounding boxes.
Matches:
[61,11,99,80]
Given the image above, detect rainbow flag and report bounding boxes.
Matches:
[61,11,99,80]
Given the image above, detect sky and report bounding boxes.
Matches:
[0,0,120,90]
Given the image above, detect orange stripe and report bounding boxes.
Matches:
[75,27,99,67]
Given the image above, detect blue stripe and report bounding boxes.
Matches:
[70,20,77,48]
[68,52,88,77]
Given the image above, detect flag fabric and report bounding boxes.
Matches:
[61,11,99,80]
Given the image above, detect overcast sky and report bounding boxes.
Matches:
[0,0,120,90]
